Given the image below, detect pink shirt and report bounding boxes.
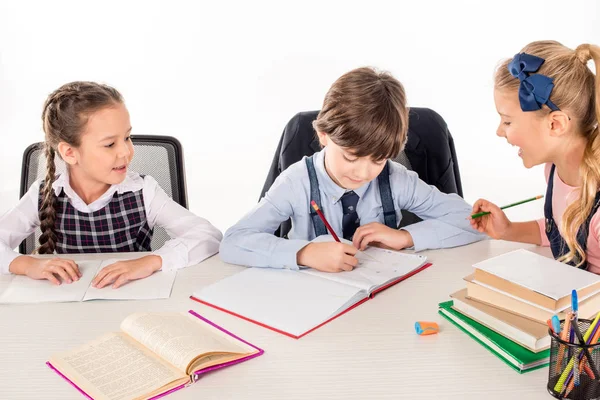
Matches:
[536,163,600,274]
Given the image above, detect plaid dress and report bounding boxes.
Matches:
[38,180,153,253]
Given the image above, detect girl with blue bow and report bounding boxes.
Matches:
[470,41,600,272]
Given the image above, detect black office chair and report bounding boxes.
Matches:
[19,135,188,254]
[261,107,463,237]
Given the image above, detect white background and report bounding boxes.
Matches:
[0,0,598,233]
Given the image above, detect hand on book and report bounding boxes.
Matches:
[352,222,414,251]
[92,255,162,289]
[296,242,358,272]
[16,256,81,285]
[470,199,512,239]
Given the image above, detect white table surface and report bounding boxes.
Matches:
[0,239,558,399]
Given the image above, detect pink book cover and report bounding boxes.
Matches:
[46,310,264,400]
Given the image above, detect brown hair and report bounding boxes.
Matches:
[38,81,123,254]
[495,41,600,267]
[313,67,408,161]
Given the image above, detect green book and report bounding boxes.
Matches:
[438,300,549,373]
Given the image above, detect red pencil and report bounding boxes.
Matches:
[310,200,340,242]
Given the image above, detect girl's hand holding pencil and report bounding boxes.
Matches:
[469,199,513,239]
[469,195,544,240]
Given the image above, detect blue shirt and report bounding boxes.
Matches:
[220,149,484,269]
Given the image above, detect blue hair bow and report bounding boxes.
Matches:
[508,53,560,112]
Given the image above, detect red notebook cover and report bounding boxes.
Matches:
[47,310,264,400]
[191,262,432,339]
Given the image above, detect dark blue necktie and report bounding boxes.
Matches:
[341,191,360,240]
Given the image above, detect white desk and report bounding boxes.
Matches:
[0,240,555,399]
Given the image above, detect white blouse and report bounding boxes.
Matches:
[0,170,222,274]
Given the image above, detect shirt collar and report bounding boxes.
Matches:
[52,169,144,199]
[313,148,371,205]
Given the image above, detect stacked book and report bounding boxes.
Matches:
[439,249,600,373]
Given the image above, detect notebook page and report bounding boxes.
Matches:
[193,268,365,337]
[83,259,177,301]
[473,249,600,300]
[304,236,427,292]
[0,260,100,304]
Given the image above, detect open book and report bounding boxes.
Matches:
[47,310,263,400]
[0,259,176,304]
[192,236,430,338]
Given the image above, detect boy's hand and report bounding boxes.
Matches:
[352,222,414,251]
[92,255,162,289]
[22,257,81,285]
[297,242,358,272]
[470,198,512,239]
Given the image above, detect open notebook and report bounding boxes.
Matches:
[192,236,430,338]
[47,310,263,400]
[0,259,176,304]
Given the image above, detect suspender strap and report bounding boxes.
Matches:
[305,156,328,237]
[377,161,397,229]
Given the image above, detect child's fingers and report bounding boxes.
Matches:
[352,224,380,248]
[56,261,80,281]
[357,233,376,251]
[95,271,120,289]
[471,218,485,230]
[472,198,489,213]
[57,258,81,276]
[92,266,117,287]
[352,234,361,249]
[354,230,379,250]
[48,265,72,284]
[339,264,353,272]
[471,198,502,216]
[112,273,130,289]
[341,243,358,256]
[343,254,358,269]
[92,265,116,286]
[43,271,61,285]
[65,260,82,277]
[475,200,502,215]
[352,229,368,248]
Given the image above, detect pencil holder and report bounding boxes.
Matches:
[548,319,600,400]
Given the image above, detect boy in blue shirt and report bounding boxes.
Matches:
[221,67,483,272]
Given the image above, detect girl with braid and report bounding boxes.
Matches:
[0,82,222,288]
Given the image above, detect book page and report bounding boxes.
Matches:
[192,267,365,337]
[121,312,257,373]
[303,236,427,292]
[49,332,187,400]
[0,260,100,304]
[83,259,177,301]
[473,249,600,300]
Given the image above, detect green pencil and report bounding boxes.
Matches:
[470,195,544,219]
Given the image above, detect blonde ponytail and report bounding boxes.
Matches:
[560,44,600,266]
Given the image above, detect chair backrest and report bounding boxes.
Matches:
[19,135,187,254]
[261,108,462,237]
